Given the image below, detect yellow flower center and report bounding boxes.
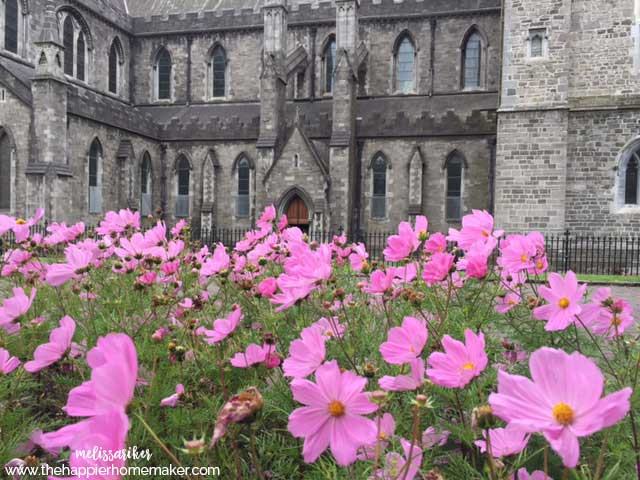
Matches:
[558,298,570,309]
[410,345,415,353]
[379,432,387,440]
[328,400,345,417]
[327,330,334,337]
[15,218,26,225]
[520,254,529,262]
[536,261,544,270]
[552,402,575,426]
[482,230,489,237]
[508,299,516,305]
[461,362,475,371]
[611,316,621,326]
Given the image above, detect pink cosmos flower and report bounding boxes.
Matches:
[496,292,521,314]
[488,347,632,468]
[257,205,276,230]
[0,208,44,242]
[0,286,36,333]
[349,243,369,271]
[426,329,488,388]
[62,333,138,417]
[160,384,185,407]
[379,316,428,365]
[474,427,530,458]
[383,216,428,262]
[0,348,20,375]
[198,306,243,345]
[283,326,326,378]
[257,277,277,298]
[230,343,280,368]
[39,409,130,479]
[425,232,447,254]
[45,244,93,287]
[200,243,230,277]
[288,360,378,466]
[137,271,157,286]
[24,316,76,373]
[171,219,187,237]
[365,269,395,296]
[379,358,425,391]
[422,252,455,286]
[314,317,345,340]
[422,427,450,448]
[96,209,140,236]
[532,271,586,331]
[581,287,634,337]
[447,209,503,251]
[511,469,554,480]
[376,438,423,480]
[497,234,537,274]
[358,413,396,460]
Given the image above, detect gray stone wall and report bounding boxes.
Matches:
[65,115,161,224]
[360,137,492,234]
[0,89,31,216]
[566,110,640,234]
[26,0,134,102]
[495,110,569,233]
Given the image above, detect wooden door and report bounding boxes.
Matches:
[286,196,309,226]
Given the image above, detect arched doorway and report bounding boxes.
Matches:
[285,194,310,233]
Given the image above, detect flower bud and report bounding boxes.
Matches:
[471,405,496,430]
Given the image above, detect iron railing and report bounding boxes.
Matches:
[1,222,639,276]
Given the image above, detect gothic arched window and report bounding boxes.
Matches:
[371,155,387,219]
[0,129,11,210]
[88,139,102,214]
[108,39,122,94]
[4,0,18,54]
[155,47,172,101]
[76,31,86,82]
[323,37,336,94]
[176,156,190,217]
[625,154,639,205]
[140,152,152,216]
[63,16,74,76]
[395,34,415,93]
[463,32,482,89]
[237,157,250,217]
[446,154,464,221]
[211,45,226,98]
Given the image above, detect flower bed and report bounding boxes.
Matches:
[0,208,638,480]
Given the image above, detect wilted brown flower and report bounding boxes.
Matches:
[210,387,264,447]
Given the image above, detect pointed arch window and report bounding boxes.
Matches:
[76,31,86,82]
[395,35,415,93]
[446,154,464,221]
[88,139,102,214]
[211,45,226,98]
[4,0,18,54]
[0,130,11,210]
[371,155,387,219]
[237,157,251,217]
[63,16,74,76]
[176,156,190,217]
[109,40,121,94]
[156,48,172,101]
[323,38,336,94]
[463,32,482,89]
[625,154,639,205]
[140,153,152,216]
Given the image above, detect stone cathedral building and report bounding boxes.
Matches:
[0,0,639,235]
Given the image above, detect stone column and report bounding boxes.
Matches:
[329,0,359,233]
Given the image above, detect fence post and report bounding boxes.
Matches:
[562,229,570,273]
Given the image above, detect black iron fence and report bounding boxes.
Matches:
[194,227,640,277]
[2,222,639,277]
